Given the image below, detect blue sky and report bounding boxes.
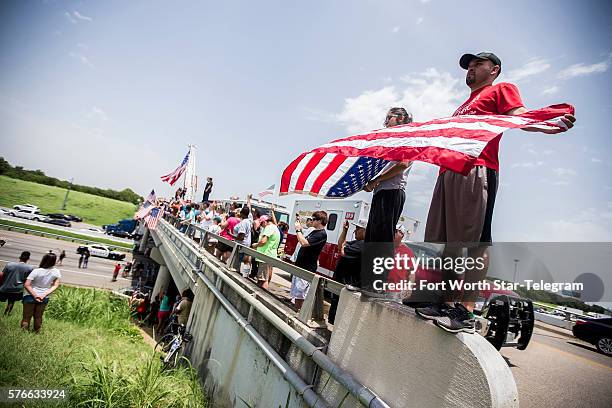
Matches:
[1,0,611,241]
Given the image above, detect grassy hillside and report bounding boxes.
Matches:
[0,175,137,226]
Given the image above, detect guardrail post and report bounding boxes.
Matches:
[298,275,326,327]
[227,244,242,272]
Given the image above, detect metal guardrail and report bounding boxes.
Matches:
[164,214,344,326]
[155,215,390,408]
[0,223,133,251]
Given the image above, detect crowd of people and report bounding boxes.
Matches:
[128,287,194,336]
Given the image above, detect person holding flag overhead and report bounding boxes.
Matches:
[361,107,414,294]
[414,52,575,334]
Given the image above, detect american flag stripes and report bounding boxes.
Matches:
[280,104,574,198]
[145,189,156,203]
[134,200,154,220]
[160,151,190,186]
[258,184,275,198]
[145,207,163,230]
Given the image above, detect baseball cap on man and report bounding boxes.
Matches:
[349,218,368,230]
[459,52,502,72]
[258,215,270,223]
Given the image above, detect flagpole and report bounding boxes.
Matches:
[183,144,198,202]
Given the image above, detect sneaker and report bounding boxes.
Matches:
[402,299,432,309]
[415,303,450,320]
[434,304,476,334]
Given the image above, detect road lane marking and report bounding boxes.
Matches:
[531,339,612,371]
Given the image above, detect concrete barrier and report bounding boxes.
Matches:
[318,289,519,408]
[148,221,519,408]
[534,311,574,331]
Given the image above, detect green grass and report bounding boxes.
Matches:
[0,175,137,226]
[0,286,207,407]
[0,219,133,250]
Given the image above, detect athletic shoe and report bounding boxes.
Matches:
[402,298,433,309]
[415,303,450,320]
[434,304,476,334]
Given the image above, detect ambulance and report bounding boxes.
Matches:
[283,199,420,277]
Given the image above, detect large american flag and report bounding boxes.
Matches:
[160,151,190,186]
[145,207,163,230]
[280,104,574,198]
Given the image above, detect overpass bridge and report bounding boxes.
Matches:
[136,217,518,408]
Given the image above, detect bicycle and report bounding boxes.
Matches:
[155,322,193,370]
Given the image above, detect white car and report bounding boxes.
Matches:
[8,209,47,222]
[76,244,126,260]
[13,204,40,212]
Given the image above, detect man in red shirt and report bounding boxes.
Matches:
[415,52,575,333]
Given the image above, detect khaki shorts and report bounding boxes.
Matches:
[424,166,498,244]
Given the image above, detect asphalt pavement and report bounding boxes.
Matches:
[0,230,131,291]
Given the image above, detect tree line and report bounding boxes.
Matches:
[0,157,141,205]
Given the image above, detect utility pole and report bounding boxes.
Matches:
[513,259,520,283]
[61,178,74,211]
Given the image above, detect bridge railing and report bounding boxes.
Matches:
[163,214,344,326]
[156,214,390,408]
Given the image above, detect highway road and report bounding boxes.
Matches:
[502,327,612,407]
[0,212,133,245]
[0,230,131,291]
[1,231,611,407]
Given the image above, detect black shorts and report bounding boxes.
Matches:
[215,242,233,253]
[0,291,23,302]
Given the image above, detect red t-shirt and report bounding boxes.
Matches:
[451,82,524,171]
[220,217,240,240]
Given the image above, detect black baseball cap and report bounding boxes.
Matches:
[460,52,502,73]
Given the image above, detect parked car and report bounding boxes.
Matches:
[13,204,40,212]
[76,244,126,260]
[65,214,83,222]
[44,218,72,227]
[46,213,71,220]
[572,317,612,356]
[8,209,47,222]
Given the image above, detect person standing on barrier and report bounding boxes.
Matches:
[361,108,413,294]
[252,215,280,289]
[413,52,575,334]
[291,211,327,311]
[202,177,213,203]
[0,251,34,316]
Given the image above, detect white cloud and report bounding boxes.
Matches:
[543,150,556,156]
[68,52,94,68]
[73,11,93,22]
[64,12,77,24]
[552,180,570,186]
[511,161,545,169]
[391,26,400,33]
[420,0,432,3]
[503,58,550,82]
[592,158,603,163]
[87,106,109,121]
[552,167,577,177]
[558,57,610,79]
[416,17,424,25]
[542,85,559,95]
[336,68,463,133]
